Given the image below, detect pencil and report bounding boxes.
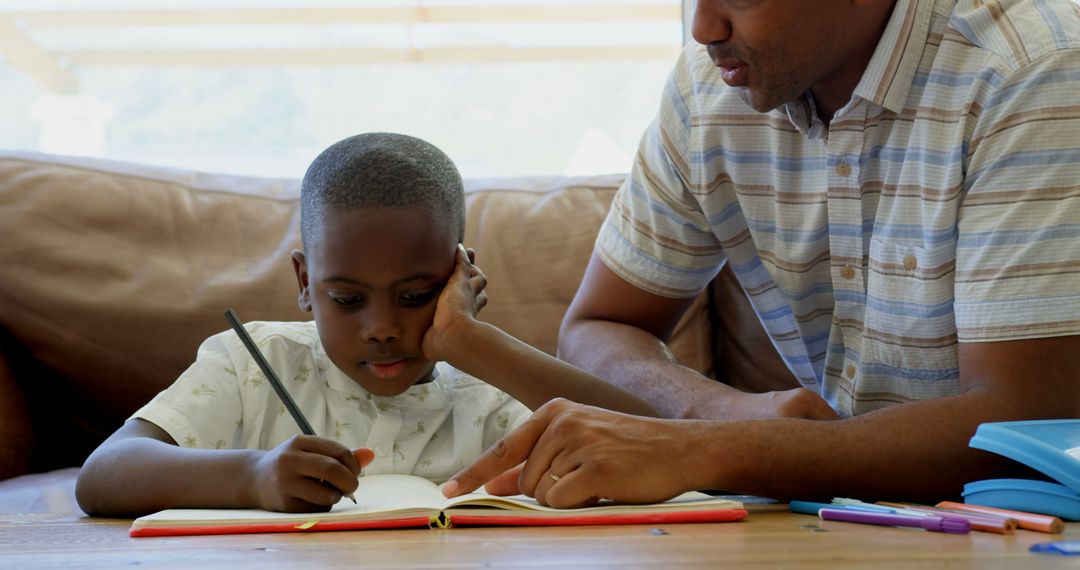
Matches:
[224,308,357,504]
[934,501,1063,534]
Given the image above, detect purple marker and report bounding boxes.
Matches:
[819,507,971,534]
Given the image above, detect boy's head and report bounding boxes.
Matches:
[292,132,465,397]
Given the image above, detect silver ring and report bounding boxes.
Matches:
[549,472,561,482]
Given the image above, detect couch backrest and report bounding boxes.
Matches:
[0,151,714,475]
[462,176,712,366]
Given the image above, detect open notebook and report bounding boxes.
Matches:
[130,474,747,537]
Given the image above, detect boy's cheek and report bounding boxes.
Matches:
[413,309,440,340]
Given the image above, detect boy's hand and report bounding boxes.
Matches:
[422,243,488,362]
[247,435,373,512]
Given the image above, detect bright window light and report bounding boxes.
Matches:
[0,1,684,178]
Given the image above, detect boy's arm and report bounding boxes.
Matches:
[445,319,659,416]
[75,418,369,517]
[76,419,260,516]
[423,245,658,416]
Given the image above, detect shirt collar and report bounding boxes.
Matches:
[780,0,933,137]
[852,0,934,114]
[782,92,828,140]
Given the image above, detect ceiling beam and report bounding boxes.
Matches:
[0,15,76,93]
[58,45,682,67]
[6,5,680,28]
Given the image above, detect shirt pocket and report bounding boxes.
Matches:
[863,236,959,387]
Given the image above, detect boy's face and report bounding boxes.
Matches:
[292,206,457,396]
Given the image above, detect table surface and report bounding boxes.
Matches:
[2,511,1076,569]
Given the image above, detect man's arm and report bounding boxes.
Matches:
[700,334,1080,501]
[445,334,1079,505]
[559,253,837,421]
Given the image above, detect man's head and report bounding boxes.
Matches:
[692,0,896,118]
[293,133,465,396]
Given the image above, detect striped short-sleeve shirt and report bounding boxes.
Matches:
[596,0,1080,418]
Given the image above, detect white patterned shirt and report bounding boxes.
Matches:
[132,321,531,482]
[596,0,1080,417]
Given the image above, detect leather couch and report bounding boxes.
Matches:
[0,151,792,514]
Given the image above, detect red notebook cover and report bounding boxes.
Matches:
[129,474,749,537]
[129,508,748,537]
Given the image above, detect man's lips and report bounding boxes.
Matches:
[707,46,750,88]
[715,59,749,87]
[364,358,409,379]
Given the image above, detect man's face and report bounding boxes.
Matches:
[293,207,457,397]
[693,0,865,113]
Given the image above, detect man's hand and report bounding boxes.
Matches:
[686,386,840,421]
[422,244,487,363]
[247,435,374,512]
[442,399,704,508]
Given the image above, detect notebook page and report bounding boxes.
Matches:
[134,474,447,527]
[443,490,741,513]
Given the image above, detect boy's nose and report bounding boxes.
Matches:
[365,328,400,343]
[361,306,402,343]
[691,1,733,46]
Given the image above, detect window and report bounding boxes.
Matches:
[0,1,686,178]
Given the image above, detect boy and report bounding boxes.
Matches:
[76,133,656,516]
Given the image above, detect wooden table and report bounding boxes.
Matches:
[2,511,1076,569]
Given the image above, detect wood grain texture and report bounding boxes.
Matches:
[1,511,1075,569]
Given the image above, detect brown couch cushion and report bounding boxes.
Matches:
[709,264,798,392]
[0,467,79,514]
[0,152,712,474]
[464,176,712,371]
[0,341,32,479]
[0,153,309,473]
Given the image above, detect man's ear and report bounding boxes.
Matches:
[291,249,312,313]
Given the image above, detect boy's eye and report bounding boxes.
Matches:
[330,294,365,307]
[400,291,437,307]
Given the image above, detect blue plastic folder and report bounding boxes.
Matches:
[963,420,1080,521]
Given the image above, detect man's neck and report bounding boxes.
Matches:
[811,0,898,123]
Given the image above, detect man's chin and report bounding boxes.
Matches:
[737,88,786,114]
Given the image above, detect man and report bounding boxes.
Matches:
[441,0,1080,506]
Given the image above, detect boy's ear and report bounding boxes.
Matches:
[291,249,312,313]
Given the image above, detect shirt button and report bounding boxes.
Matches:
[840,266,856,280]
[902,254,918,271]
[845,363,857,378]
[836,160,852,177]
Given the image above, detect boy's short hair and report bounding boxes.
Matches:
[300,132,465,249]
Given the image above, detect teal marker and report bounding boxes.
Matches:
[789,500,895,516]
